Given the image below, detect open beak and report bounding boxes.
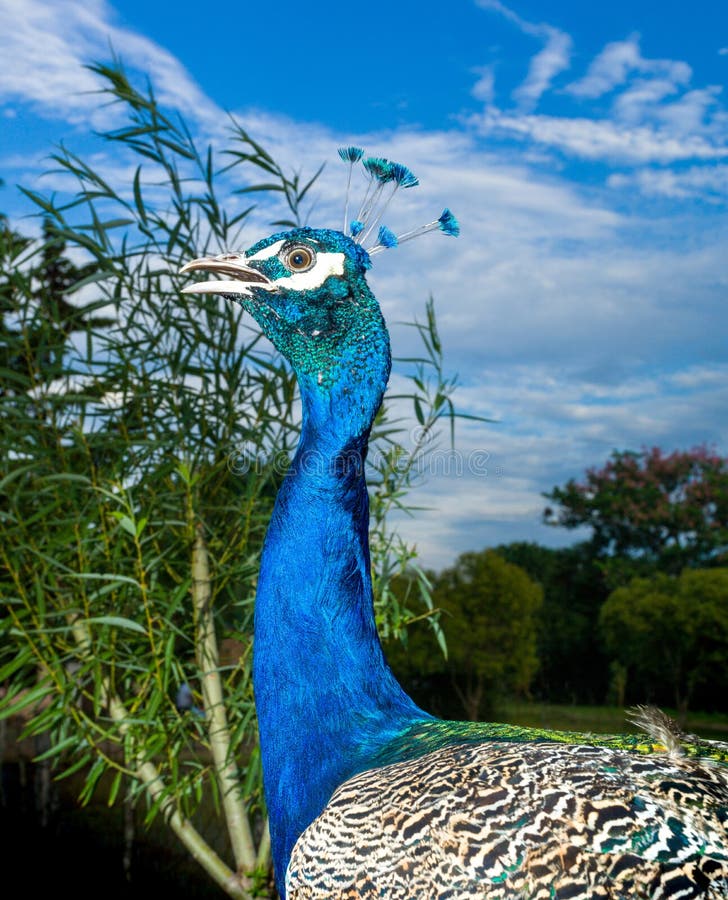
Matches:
[179,253,274,295]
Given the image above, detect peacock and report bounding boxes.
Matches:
[181,149,728,899]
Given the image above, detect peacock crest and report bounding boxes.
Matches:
[337,146,459,254]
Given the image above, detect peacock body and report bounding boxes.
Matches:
[182,152,728,899]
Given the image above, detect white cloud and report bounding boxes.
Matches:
[473,108,728,163]
[566,36,645,98]
[470,20,727,176]
[612,77,684,123]
[656,87,724,135]
[0,0,218,129]
[471,66,496,104]
[476,0,572,108]
[514,27,572,110]
[565,35,692,102]
[608,164,728,201]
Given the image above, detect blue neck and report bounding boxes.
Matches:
[253,355,425,891]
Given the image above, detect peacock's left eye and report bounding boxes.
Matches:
[283,244,316,273]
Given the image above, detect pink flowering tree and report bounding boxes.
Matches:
[544,447,728,581]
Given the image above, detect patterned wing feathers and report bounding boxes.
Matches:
[287,741,728,899]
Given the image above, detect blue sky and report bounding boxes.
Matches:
[1,0,727,567]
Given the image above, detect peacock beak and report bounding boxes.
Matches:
[179,253,274,295]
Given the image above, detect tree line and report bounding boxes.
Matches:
[389,446,728,720]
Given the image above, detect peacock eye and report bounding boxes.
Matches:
[283,244,316,273]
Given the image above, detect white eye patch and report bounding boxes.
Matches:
[247,241,345,291]
[273,251,345,290]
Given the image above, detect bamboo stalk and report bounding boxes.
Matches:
[106,694,249,898]
[192,525,258,878]
[69,619,249,899]
[256,817,271,872]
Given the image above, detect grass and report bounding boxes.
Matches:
[496,700,728,741]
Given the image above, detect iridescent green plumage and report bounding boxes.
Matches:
[371,715,728,770]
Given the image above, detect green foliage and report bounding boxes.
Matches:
[369,296,464,655]
[600,568,728,714]
[538,447,728,709]
[544,446,728,581]
[0,60,458,897]
[496,542,610,704]
[390,551,542,721]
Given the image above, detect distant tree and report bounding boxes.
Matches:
[544,447,728,581]
[496,542,609,704]
[1,217,112,397]
[600,568,728,716]
[438,551,542,719]
[390,551,542,721]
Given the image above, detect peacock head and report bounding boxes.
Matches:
[180,226,382,388]
[180,148,458,391]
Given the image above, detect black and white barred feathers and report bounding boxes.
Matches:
[287,716,728,899]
